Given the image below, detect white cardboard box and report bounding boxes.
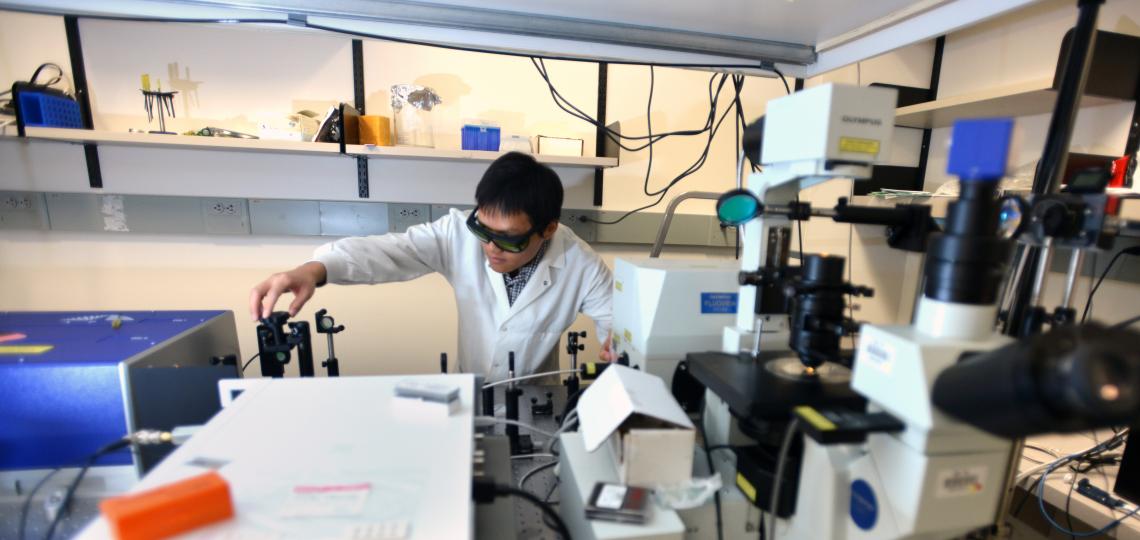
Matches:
[536,135,584,156]
[577,365,695,487]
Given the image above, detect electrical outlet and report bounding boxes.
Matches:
[0,191,47,230]
[561,209,599,243]
[2,195,33,210]
[208,201,240,216]
[201,198,249,235]
[388,203,430,233]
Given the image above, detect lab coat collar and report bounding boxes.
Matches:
[483,229,570,322]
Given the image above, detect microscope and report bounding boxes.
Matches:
[685,83,917,451]
[762,119,1140,539]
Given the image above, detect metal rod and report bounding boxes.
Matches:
[1060,249,1085,309]
[1028,239,1054,307]
[1034,0,1103,195]
[1005,0,1103,336]
[736,150,747,190]
[650,191,721,258]
[993,438,1027,537]
[1000,245,1030,315]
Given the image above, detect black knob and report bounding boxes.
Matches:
[530,397,538,405]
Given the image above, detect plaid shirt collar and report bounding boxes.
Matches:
[502,241,548,306]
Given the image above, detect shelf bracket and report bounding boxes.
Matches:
[65,15,102,189]
[592,62,608,207]
[351,38,369,198]
[356,156,369,198]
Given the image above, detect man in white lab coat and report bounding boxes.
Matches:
[249,152,613,380]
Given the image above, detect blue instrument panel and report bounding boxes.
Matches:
[0,311,234,470]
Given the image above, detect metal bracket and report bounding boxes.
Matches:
[356,156,369,198]
[592,62,609,207]
[64,16,102,189]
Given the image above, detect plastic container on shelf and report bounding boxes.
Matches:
[391,84,441,148]
[461,121,501,151]
[500,135,532,154]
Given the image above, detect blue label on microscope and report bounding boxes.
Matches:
[700,292,738,314]
[850,479,878,530]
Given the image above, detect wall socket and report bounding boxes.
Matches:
[2,194,35,210]
[561,209,599,242]
[0,191,48,230]
[388,203,431,233]
[207,201,241,216]
[201,198,249,235]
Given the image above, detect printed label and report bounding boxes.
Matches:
[280,482,371,518]
[862,336,894,375]
[0,345,53,355]
[700,292,738,314]
[935,467,987,498]
[839,137,881,156]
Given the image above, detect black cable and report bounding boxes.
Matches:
[1014,474,1046,518]
[241,352,260,373]
[586,77,741,225]
[1081,246,1140,323]
[497,485,572,540]
[641,66,656,197]
[18,468,62,540]
[700,398,725,540]
[29,63,64,88]
[1112,314,1140,329]
[43,438,132,540]
[534,57,730,152]
[771,66,791,95]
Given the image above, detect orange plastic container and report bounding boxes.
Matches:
[100,471,234,540]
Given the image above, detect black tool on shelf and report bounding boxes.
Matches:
[255,311,315,378]
[314,308,345,377]
[140,87,178,135]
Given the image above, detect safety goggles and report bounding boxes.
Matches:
[466,211,541,254]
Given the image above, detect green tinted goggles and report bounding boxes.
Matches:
[466,211,540,254]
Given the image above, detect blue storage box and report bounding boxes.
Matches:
[462,123,501,151]
[0,311,240,472]
[14,85,83,129]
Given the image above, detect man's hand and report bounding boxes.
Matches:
[599,332,616,362]
[248,262,327,321]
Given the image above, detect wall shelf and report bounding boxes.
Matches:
[345,144,618,168]
[6,126,343,156]
[894,78,1131,129]
[1,127,620,169]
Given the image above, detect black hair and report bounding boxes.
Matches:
[474,152,563,231]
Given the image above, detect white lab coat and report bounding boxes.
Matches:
[312,208,612,380]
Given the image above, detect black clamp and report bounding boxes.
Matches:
[315,308,345,377]
[256,311,315,378]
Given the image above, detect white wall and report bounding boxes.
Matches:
[925,0,1140,190]
[0,10,754,375]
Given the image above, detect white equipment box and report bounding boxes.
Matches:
[612,258,739,388]
[78,375,475,540]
